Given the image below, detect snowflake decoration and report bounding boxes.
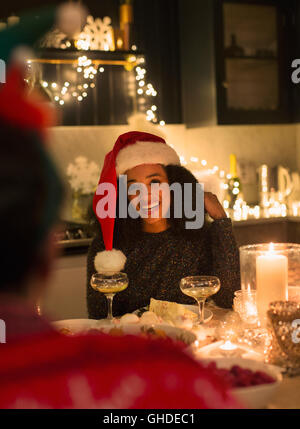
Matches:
[67,156,99,195]
[39,15,114,51]
[77,15,114,51]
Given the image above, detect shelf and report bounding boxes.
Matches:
[225,55,277,61]
[32,49,144,68]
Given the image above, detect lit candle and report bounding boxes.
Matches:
[219,340,237,351]
[256,243,288,324]
[244,300,258,319]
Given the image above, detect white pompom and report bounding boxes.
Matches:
[56,3,87,37]
[94,249,127,274]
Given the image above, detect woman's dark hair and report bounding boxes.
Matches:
[88,164,209,248]
[0,121,64,294]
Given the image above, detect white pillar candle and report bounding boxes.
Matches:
[256,243,288,324]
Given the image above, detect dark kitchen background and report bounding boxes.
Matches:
[5,0,300,126]
[2,0,300,318]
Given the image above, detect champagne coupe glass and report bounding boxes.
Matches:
[180,276,220,325]
[90,272,128,320]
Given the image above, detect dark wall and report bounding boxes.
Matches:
[178,0,217,127]
[134,0,182,124]
[0,1,120,24]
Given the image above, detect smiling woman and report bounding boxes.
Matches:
[126,164,170,233]
[87,131,240,319]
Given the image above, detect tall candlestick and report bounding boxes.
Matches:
[256,243,288,325]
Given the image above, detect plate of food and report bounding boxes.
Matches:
[53,317,197,347]
[200,357,283,409]
[52,318,111,335]
[147,298,213,326]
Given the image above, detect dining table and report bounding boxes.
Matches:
[54,300,300,409]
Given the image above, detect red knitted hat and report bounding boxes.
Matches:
[93,131,181,273]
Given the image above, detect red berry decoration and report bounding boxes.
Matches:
[204,363,276,388]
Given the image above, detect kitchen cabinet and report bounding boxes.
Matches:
[179,0,293,126]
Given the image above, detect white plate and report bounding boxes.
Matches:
[183,305,213,323]
[200,357,282,409]
[52,319,197,347]
[52,318,113,334]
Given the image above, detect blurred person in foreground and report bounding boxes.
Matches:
[0,5,240,409]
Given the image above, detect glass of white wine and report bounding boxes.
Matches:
[90,272,128,320]
[180,276,220,325]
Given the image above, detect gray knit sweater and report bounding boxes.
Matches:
[87,218,240,319]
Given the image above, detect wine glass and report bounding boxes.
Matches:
[90,272,128,320]
[180,276,220,325]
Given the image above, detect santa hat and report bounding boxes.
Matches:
[93,131,181,273]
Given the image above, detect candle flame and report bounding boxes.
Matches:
[269,242,274,253]
[220,340,237,351]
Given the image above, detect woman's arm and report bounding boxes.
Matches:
[206,218,241,308]
[86,237,108,319]
[203,192,240,308]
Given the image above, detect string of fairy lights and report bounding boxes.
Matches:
[134,62,165,126]
[36,55,104,105]
[176,154,246,217]
[29,50,166,126]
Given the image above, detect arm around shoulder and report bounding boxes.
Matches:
[206,218,241,308]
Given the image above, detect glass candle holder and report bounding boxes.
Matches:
[239,243,300,324]
[233,290,258,324]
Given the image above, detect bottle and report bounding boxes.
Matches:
[225,34,244,57]
[120,0,133,51]
[226,154,242,209]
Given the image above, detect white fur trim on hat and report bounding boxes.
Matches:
[94,249,127,274]
[115,141,181,176]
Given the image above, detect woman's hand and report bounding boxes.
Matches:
[204,192,227,220]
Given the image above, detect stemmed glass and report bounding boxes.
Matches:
[90,272,128,320]
[180,276,220,325]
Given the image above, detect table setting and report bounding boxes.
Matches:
[53,242,300,409]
